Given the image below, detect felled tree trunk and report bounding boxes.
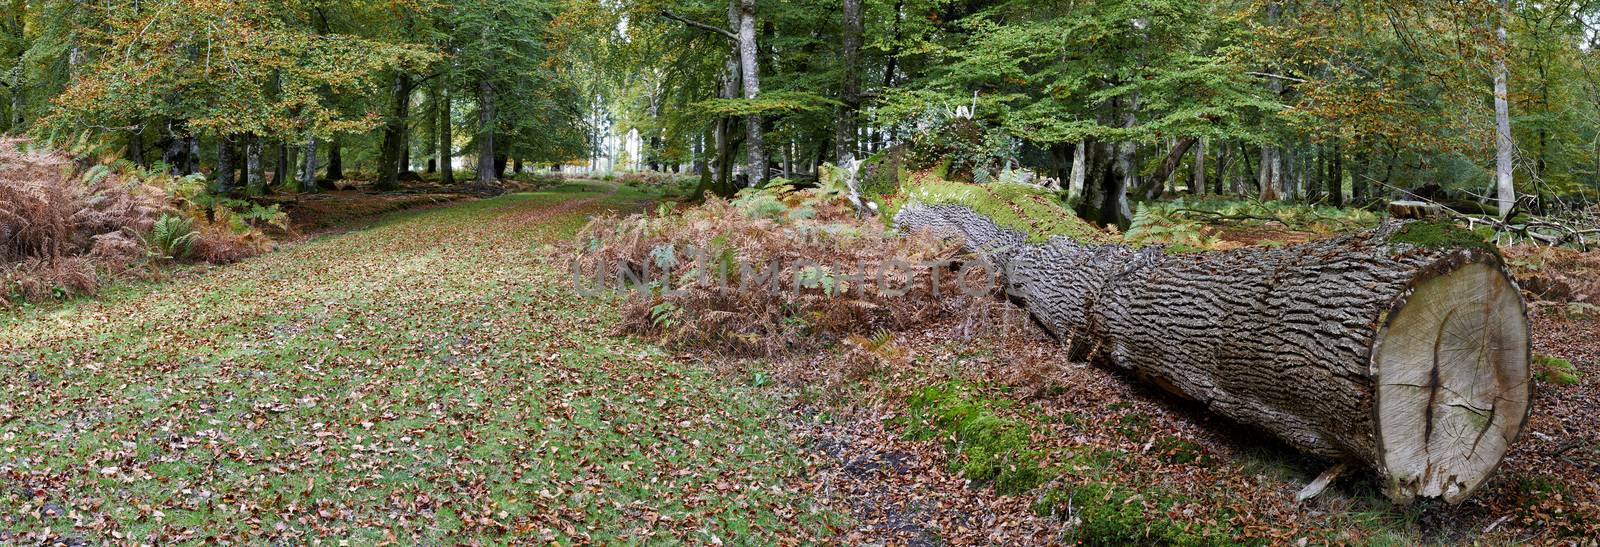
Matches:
[896,203,1532,504]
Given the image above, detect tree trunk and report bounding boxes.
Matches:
[326,136,344,183]
[1068,140,1088,205]
[895,204,1532,505]
[216,136,236,194]
[127,125,144,165]
[300,136,320,193]
[272,141,290,188]
[1329,142,1344,208]
[1191,137,1206,196]
[440,82,455,185]
[185,136,200,175]
[715,47,739,193]
[476,78,497,188]
[245,134,265,195]
[836,0,863,165]
[736,0,768,187]
[377,72,413,191]
[1209,139,1222,195]
[1353,147,1370,205]
[1258,145,1278,200]
[1492,0,1516,218]
[1144,136,1198,199]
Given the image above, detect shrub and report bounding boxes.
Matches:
[1,138,166,305]
[904,118,1019,183]
[572,185,975,356]
[618,171,677,188]
[148,215,199,260]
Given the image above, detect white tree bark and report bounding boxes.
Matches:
[1193,137,1207,195]
[1493,0,1516,218]
[737,0,768,187]
[1068,141,1087,204]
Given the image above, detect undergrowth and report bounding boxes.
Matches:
[1,138,279,308]
[1127,199,1379,252]
[572,180,985,356]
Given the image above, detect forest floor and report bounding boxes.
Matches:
[0,181,843,543]
[1,181,1595,544]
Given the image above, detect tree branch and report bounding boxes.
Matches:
[659,11,736,42]
[1245,71,1309,84]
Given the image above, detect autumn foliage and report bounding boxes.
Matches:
[0,139,267,306]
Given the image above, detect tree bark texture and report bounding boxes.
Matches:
[300,136,319,193]
[894,203,1532,504]
[737,0,768,187]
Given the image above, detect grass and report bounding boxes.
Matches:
[0,181,843,543]
[897,380,1246,545]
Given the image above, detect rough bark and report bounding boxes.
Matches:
[895,204,1532,505]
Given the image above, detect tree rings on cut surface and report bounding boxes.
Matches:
[1373,254,1531,504]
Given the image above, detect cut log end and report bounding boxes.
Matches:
[1373,256,1531,504]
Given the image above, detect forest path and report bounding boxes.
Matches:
[0,181,842,544]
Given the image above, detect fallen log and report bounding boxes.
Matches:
[896,202,1532,504]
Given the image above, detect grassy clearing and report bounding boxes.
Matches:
[0,181,842,543]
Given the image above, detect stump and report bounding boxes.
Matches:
[896,203,1532,504]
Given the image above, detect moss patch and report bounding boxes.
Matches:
[1390,220,1496,252]
[1534,353,1581,386]
[902,382,1050,495]
[896,178,1111,244]
[1033,483,1240,546]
